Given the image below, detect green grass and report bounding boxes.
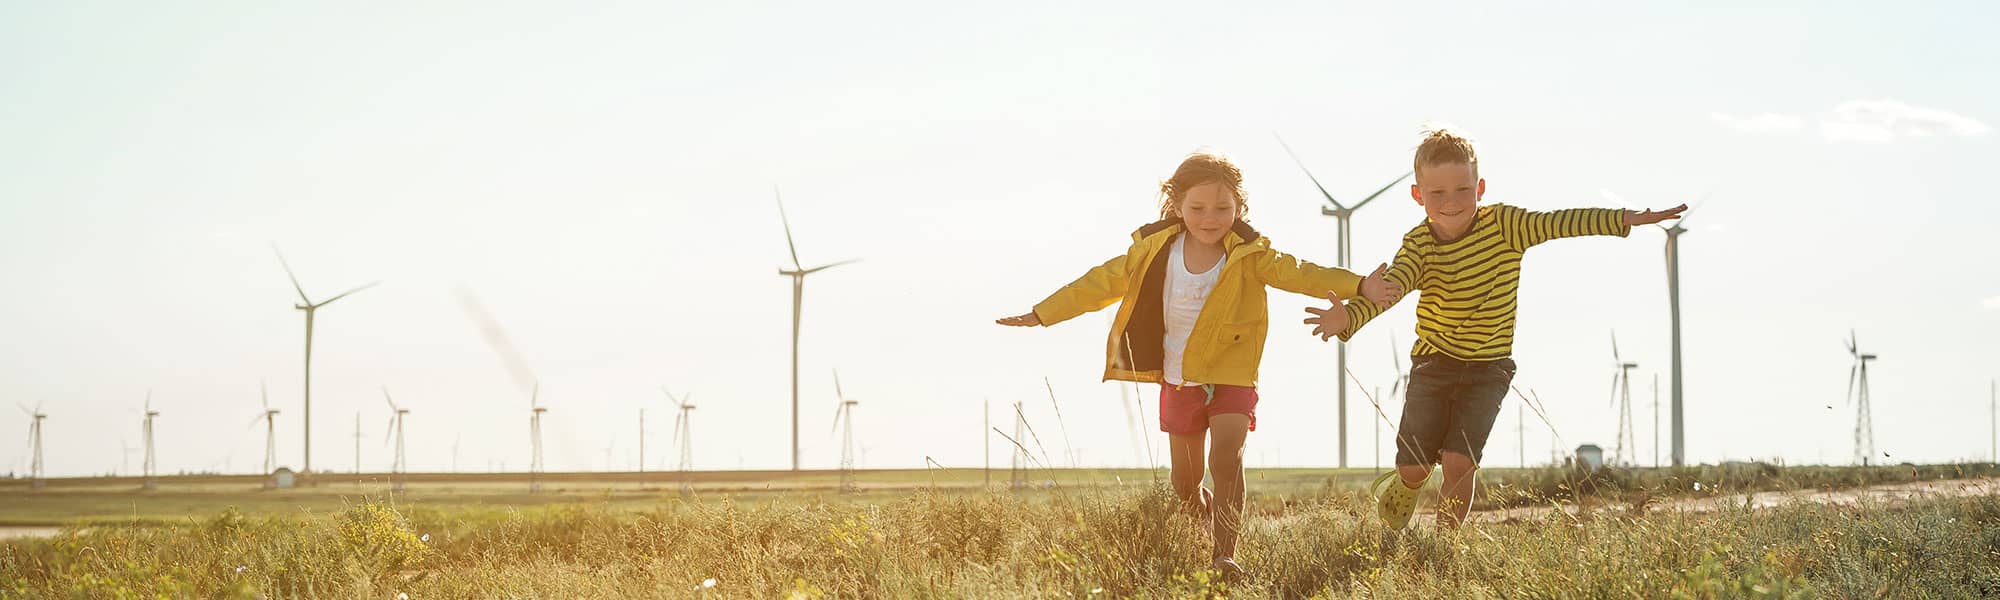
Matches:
[5,464,2000,598]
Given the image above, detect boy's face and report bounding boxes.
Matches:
[1411,162,1484,239]
[1177,182,1239,246]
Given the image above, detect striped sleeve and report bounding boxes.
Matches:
[1336,234,1422,342]
[1496,204,1631,250]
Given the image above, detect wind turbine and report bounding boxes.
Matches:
[774,189,858,471]
[1383,334,1412,473]
[1844,331,1877,466]
[382,387,409,484]
[273,246,378,476]
[18,403,45,487]
[120,438,138,477]
[1276,134,1412,468]
[530,383,547,492]
[1608,332,1638,467]
[142,392,160,490]
[666,387,695,494]
[1602,189,1706,467]
[248,381,281,474]
[831,371,859,493]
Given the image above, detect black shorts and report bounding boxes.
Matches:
[1394,354,1516,467]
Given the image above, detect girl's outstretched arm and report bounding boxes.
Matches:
[998,251,1135,328]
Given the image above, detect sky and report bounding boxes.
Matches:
[2,1,1996,478]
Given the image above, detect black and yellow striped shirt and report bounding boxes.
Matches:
[1340,203,1629,360]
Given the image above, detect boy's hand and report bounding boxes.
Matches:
[1301,293,1350,341]
[1357,262,1401,308]
[1623,204,1689,226]
[996,312,1042,327]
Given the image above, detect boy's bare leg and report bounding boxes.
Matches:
[1397,463,1431,489]
[1436,451,1479,528]
[1206,413,1251,567]
[1168,432,1210,520]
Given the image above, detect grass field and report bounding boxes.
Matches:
[4,463,1999,597]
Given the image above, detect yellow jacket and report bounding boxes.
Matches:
[1031,219,1362,387]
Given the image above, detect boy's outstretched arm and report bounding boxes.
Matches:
[1304,239,1420,341]
[996,252,1134,327]
[1496,203,1687,250]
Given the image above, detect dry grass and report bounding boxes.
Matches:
[7,467,2000,598]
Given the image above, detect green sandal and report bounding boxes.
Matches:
[1372,469,1427,530]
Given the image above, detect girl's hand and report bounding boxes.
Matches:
[1357,263,1401,308]
[1302,293,1350,341]
[996,312,1043,327]
[1623,204,1688,226]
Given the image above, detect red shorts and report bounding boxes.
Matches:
[1158,382,1258,435]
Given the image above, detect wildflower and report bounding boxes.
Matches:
[701,578,718,589]
[420,533,430,543]
[234,565,247,573]
[397,594,409,600]
[1694,482,1703,491]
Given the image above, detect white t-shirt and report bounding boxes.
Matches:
[1163,235,1224,386]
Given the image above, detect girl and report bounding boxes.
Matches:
[997,149,1397,575]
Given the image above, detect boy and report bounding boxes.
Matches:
[1302,125,1684,529]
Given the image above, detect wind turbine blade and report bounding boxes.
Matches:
[831,403,845,435]
[1609,372,1621,407]
[145,390,152,413]
[455,287,540,394]
[1612,331,1622,364]
[383,387,397,411]
[261,380,269,411]
[1347,172,1414,212]
[775,187,803,270]
[833,370,845,401]
[801,259,860,275]
[385,417,396,445]
[271,245,312,304]
[671,412,683,445]
[248,413,266,430]
[1846,364,1858,406]
[318,281,380,307]
[1846,330,1857,356]
[1272,132,1347,210]
[14,402,29,417]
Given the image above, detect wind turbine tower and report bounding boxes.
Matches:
[251,381,281,474]
[1277,134,1411,468]
[1608,333,1638,467]
[143,393,160,490]
[530,383,547,493]
[1844,331,1877,466]
[667,388,695,494]
[18,403,45,489]
[832,371,860,493]
[382,387,409,490]
[273,246,378,476]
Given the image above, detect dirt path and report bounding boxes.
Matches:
[1467,477,2000,525]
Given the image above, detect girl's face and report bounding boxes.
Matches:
[1177,182,1239,246]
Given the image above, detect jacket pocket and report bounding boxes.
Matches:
[1216,322,1256,344]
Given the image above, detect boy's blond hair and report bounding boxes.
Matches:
[1413,124,1479,179]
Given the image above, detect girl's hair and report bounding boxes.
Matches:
[1158,149,1248,221]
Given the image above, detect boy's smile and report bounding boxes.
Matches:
[1412,162,1484,242]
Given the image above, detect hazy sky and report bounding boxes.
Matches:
[4,2,1996,477]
